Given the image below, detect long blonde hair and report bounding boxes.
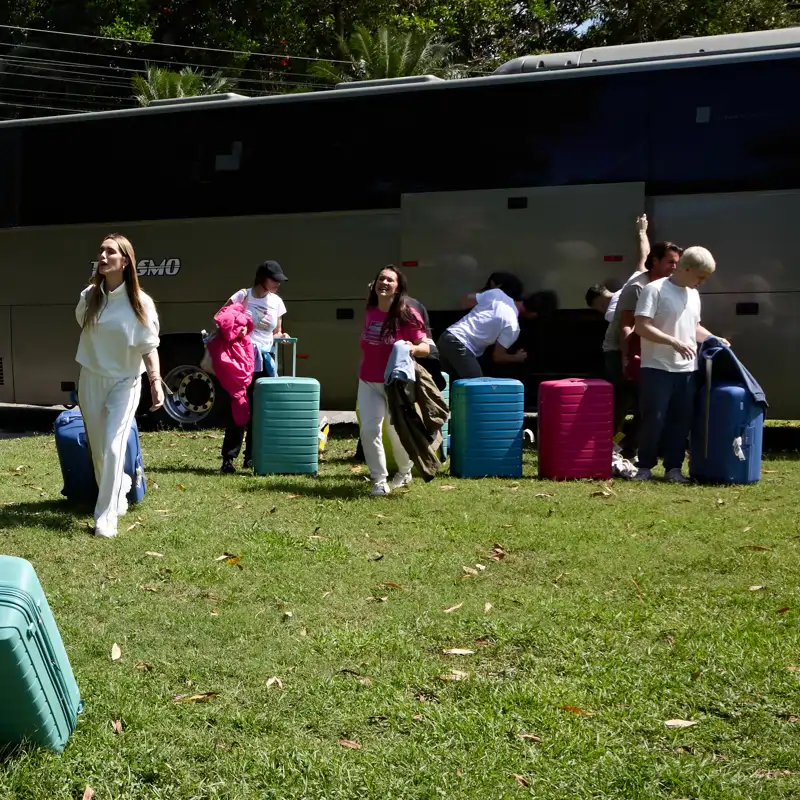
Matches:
[82,233,149,328]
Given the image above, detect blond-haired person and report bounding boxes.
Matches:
[76,234,164,538]
[633,246,729,483]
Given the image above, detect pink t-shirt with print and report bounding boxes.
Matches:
[359,306,426,383]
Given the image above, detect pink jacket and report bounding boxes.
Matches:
[208,303,255,426]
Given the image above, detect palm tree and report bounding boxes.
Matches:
[131,65,237,106]
[309,25,459,84]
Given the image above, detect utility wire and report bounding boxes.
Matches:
[0,40,326,81]
[0,22,351,64]
[0,99,89,113]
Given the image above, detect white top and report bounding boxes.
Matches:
[75,283,160,378]
[605,270,642,322]
[635,277,701,373]
[447,288,520,357]
[230,287,286,352]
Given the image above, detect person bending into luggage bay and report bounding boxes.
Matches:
[358,265,429,497]
[75,234,164,538]
[436,272,530,380]
[220,260,289,474]
[633,246,728,483]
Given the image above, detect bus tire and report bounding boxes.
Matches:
[138,337,228,430]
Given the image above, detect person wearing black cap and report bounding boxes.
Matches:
[220,260,289,474]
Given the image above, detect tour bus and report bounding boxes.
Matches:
[1,26,799,426]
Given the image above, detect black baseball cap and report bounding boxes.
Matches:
[255,260,288,283]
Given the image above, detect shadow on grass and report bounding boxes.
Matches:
[0,499,88,532]
[146,465,223,476]
[240,478,368,501]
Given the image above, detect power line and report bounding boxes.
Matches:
[0,22,351,64]
[0,85,133,104]
[1,54,328,89]
[0,99,89,113]
[0,40,323,81]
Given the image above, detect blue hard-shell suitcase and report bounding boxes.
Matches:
[54,408,146,506]
[0,556,83,752]
[690,381,764,484]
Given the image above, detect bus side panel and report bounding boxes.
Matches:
[0,306,14,404]
[11,305,78,407]
[400,182,646,311]
[652,189,800,420]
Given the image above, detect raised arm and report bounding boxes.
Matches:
[636,214,650,273]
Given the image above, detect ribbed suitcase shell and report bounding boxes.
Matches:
[538,378,613,480]
[450,378,524,478]
[252,377,320,475]
[54,409,146,506]
[0,556,82,752]
[690,382,764,484]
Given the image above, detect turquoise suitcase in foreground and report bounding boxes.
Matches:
[252,377,321,475]
[0,556,83,752]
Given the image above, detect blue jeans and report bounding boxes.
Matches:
[638,368,696,471]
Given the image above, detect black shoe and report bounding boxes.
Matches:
[221,460,236,475]
[243,459,253,471]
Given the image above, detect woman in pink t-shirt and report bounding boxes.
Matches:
[359,266,429,496]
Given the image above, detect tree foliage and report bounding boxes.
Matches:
[131,64,237,106]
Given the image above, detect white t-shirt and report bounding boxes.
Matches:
[230,287,286,352]
[605,270,642,323]
[447,288,520,357]
[75,283,160,378]
[635,277,701,373]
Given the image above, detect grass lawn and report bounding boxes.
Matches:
[0,429,799,799]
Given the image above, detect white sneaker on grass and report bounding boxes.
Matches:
[390,473,413,489]
[371,481,391,497]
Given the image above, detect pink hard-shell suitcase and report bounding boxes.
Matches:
[537,378,614,480]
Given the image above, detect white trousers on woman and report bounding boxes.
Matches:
[358,379,413,484]
[78,368,140,538]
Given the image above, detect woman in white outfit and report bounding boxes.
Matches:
[75,233,164,538]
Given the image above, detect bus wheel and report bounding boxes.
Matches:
[142,346,227,429]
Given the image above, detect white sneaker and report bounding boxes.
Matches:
[370,481,391,497]
[390,472,413,489]
[632,467,653,481]
[665,468,690,484]
[94,524,118,538]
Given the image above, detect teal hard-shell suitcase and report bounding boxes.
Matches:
[0,556,83,752]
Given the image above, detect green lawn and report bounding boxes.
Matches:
[0,430,799,800]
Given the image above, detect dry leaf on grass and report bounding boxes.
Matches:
[443,648,474,656]
[412,713,424,720]
[144,551,164,558]
[440,485,456,491]
[754,770,792,779]
[82,788,95,800]
[350,465,363,473]
[786,666,800,673]
[664,719,698,728]
[367,596,389,603]
[210,610,219,617]
[140,585,158,593]
[462,566,478,576]
[339,739,362,750]
[266,676,283,689]
[214,553,242,566]
[135,661,153,671]
[741,545,772,551]
[716,498,725,505]
[513,774,530,788]
[439,670,469,681]
[743,526,753,533]
[379,582,403,590]
[750,585,766,591]
[473,638,490,647]
[443,602,463,614]
[110,643,122,661]
[535,492,554,498]
[488,544,507,562]
[484,602,493,613]
[126,521,141,532]
[172,692,218,704]
[777,606,790,614]
[561,705,594,716]
[287,494,302,499]
[519,733,542,742]
[111,719,122,735]
[631,578,644,601]
[177,484,186,490]
[591,490,614,498]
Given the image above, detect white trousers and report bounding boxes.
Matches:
[78,368,140,537]
[358,379,413,483]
